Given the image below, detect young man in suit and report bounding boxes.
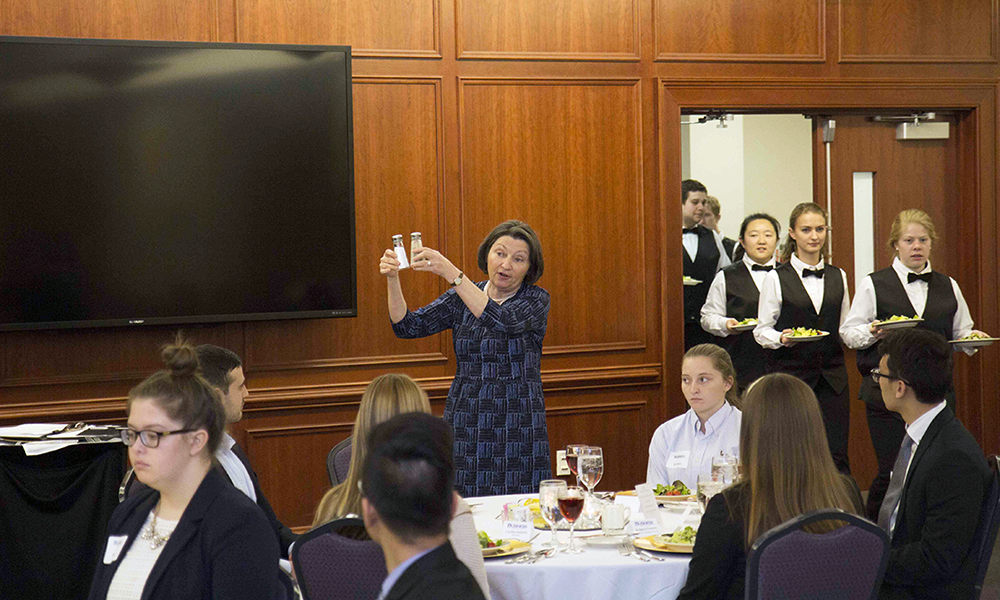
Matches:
[682,179,731,350]
[195,345,299,557]
[362,412,485,600]
[875,329,992,599]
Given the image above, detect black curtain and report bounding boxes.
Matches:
[0,443,125,600]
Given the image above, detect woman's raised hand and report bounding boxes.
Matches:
[379,248,401,279]
[411,247,459,280]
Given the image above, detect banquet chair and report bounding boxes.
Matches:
[326,437,353,485]
[291,516,386,600]
[972,455,1000,599]
[745,508,889,600]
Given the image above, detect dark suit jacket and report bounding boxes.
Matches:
[385,543,485,600]
[127,439,298,556]
[678,475,863,600]
[90,469,284,600]
[880,407,991,600]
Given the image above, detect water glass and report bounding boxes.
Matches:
[697,473,725,513]
[539,479,567,549]
[578,446,604,495]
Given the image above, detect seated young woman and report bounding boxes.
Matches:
[89,340,283,600]
[647,344,742,491]
[308,374,490,600]
[677,373,864,600]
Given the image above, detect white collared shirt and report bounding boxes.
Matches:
[683,227,732,272]
[215,434,257,503]
[754,254,851,349]
[889,401,948,532]
[646,403,742,489]
[701,254,777,337]
[840,257,976,355]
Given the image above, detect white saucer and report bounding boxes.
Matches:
[581,534,628,546]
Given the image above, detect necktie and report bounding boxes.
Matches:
[682,226,699,235]
[878,433,915,537]
[751,264,773,272]
[802,268,824,278]
[908,272,932,284]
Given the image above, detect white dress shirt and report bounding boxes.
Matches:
[888,401,948,532]
[701,254,777,337]
[754,254,851,350]
[683,227,732,272]
[216,433,257,503]
[840,257,977,355]
[646,402,742,489]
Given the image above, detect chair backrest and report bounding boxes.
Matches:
[327,437,353,486]
[292,517,387,600]
[745,508,890,600]
[973,455,1000,597]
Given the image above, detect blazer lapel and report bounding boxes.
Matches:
[139,470,224,600]
[895,408,954,526]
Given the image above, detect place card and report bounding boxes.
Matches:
[501,520,534,542]
[634,483,665,533]
[629,518,661,537]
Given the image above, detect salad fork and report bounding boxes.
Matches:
[625,537,664,562]
[618,539,649,562]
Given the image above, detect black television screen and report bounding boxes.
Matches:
[0,36,356,331]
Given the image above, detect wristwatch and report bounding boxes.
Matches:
[450,271,464,287]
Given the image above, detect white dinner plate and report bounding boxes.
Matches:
[949,337,998,349]
[874,318,923,330]
[581,534,628,546]
[731,321,757,332]
[786,331,830,342]
[683,278,702,286]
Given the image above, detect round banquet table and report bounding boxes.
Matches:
[469,493,702,600]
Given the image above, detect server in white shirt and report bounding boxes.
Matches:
[195,344,299,556]
[647,344,742,489]
[682,180,731,350]
[701,213,780,392]
[839,209,988,519]
[754,203,852,473]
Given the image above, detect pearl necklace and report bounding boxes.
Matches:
[140,507,171,550]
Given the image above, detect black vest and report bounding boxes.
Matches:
[722,261,767,388]
[855,267,958,374]
[683,225,721,323]
[770,262,847,392]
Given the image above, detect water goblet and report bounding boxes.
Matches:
[538,479,567,549]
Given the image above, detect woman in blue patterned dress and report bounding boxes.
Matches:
[379,220,551,497]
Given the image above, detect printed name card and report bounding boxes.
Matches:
[629,518,661,537]
[634,483,665,533]
[667,451,690,469]
[104,535,129,564]
[501,520,534,542]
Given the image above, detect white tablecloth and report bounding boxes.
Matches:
[469,493,701,600]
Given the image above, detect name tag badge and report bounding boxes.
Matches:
[668,451,690,469]
[104,535,129,564]
[501,520,533,542]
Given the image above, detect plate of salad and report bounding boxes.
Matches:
[635,526,698,553]
[654,481,695,502]
[731,318,758,332]
[949,332,998,349]
[873,315,923,330]
[785,327,829,342]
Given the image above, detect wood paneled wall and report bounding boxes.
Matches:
[2,0,999,531]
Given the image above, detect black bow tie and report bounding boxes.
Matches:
[908,272,932,284]
[802,268,824,279]
[682,226,699,235]
[751,264,773,272]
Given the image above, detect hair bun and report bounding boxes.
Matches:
[161,339,200,377]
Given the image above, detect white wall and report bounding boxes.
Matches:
[685,114,813,242]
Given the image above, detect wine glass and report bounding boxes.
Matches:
[558,486,586,554]
[578,446,604,497]
[697,473,725,513]
[710,452,739,485]
[538,479,567,549]
[565,443,587,487]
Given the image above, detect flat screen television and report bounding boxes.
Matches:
[0,36,356,331]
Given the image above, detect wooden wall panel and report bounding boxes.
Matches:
[234,0,439,57]
[243,78,448,372]
[456,0,640,61]
[0,0,220,41]
[654,0,824,62]
[459,79,646,354]
[839,0,997,63]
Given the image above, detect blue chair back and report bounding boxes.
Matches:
[327,437,353,486]
[973,455,1000,598]
[292,516,386,600]
[745,508,889,600]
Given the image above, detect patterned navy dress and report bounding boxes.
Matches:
[392,280,552,496]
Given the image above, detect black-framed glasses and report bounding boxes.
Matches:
[870,368,910,386]
[121,427,196,448]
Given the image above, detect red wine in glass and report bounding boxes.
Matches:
[558,495,585,523]
[566,454,579,476]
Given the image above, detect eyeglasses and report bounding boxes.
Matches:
[870,368,910,386]
[121,427,196,448]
